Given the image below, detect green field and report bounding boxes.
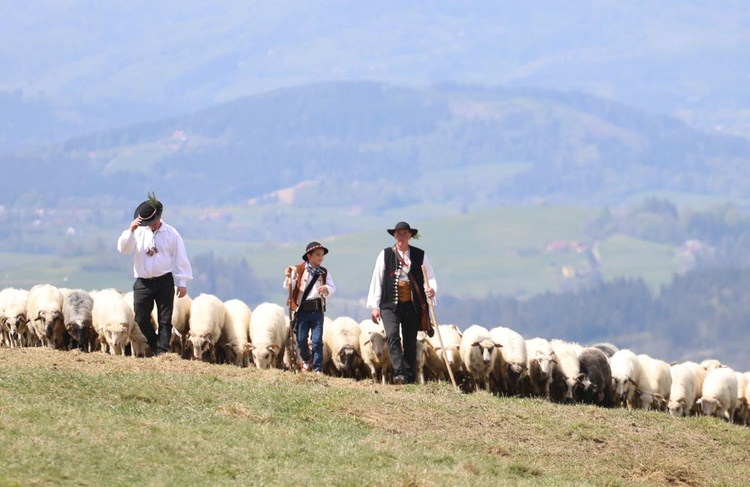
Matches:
[0,206,682,309]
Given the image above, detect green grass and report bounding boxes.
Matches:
[1,347,750,486]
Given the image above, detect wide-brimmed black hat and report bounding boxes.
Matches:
[133,197,163,226]
[387,221,418,237]
[302,241,329,261]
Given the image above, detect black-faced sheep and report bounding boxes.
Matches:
[576,347,613,407]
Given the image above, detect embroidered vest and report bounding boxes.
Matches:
[288,262,327,312]
[379,246,426,311]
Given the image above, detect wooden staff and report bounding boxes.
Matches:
[422,264,459,391]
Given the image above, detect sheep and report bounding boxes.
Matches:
[415,331,432,385]
[635,354,672,411]
[186,293,226,363]
[0,288,30,348]
[667,363,697,418]
[524,337,557,399]
[549,339,581,404]
[62,289,96,352]
[681,361,708,416]
[589,342,619,358]
[459,325,501,393]
[700,359,724,373]
[92,288,149,357]
[248,302,286,369]
[577,347,613,407]
[323,316,362,378]
[358,319,390,384]
[743,372,750,426]
[221,299,253,367]
[609,349,641,409]
[698,367,738,422]
[425,324,465,384]
[733,372,749,425]
[27,284,65,349]
[151,291,192,357]
[488,326,526,396]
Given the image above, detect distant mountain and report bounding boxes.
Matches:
[3,82,748,213]
[1,1,748,144]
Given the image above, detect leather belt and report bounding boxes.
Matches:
[298,298,322,312]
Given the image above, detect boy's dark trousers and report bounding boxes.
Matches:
[133,272,174,355]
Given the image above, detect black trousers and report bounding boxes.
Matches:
[133,273,174,354]
[381,302,419,383]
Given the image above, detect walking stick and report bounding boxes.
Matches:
[287,266,299,373]
[422,265,459,391]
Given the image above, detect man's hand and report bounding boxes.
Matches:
[129,217,142,232]
[176,286,187,298]
[426,287,435,299]
[371,308,381,324]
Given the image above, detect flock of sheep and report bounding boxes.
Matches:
[1,283,748,426]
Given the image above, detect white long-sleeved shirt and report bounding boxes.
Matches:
[366,247,437,309]
[283,266,336,303]
[116,221,193,287]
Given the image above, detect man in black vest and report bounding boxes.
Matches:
[367,221,437,384]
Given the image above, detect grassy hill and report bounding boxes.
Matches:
[1,347,748,486]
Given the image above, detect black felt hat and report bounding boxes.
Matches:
[133,192,163,226]
[387,221,418,237]
[302,241,329,261]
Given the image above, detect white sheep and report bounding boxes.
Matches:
[460,325,501,393]
[668,363,697,418]
[609,349,641,410]
[635,354,672,411]
[358,319,390,384]
[27,283,65,349]
[62,289,96,352]
[249,302,286,369]
[550,339,581,403]
[221,299,253,367]
[92,288,149,357]
[700,359,723,373]
[488,326,526,396]
[151,291,192,357]
[0,288,30,348]
[415,330,431,385]
[323,316,362,378]
[743,372,750,426]
[698,367,738,422]
[733,372,749,425]
[425,324,465,384]
[186,293,226,363]
[524,337,557,399]
[679,361,707,416]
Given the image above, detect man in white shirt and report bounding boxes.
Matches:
[367,221,436,384]
[117,194,193,356]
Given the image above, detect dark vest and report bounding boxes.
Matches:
[379,246,426,312]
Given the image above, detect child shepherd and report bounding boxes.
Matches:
[284,242,336,373]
